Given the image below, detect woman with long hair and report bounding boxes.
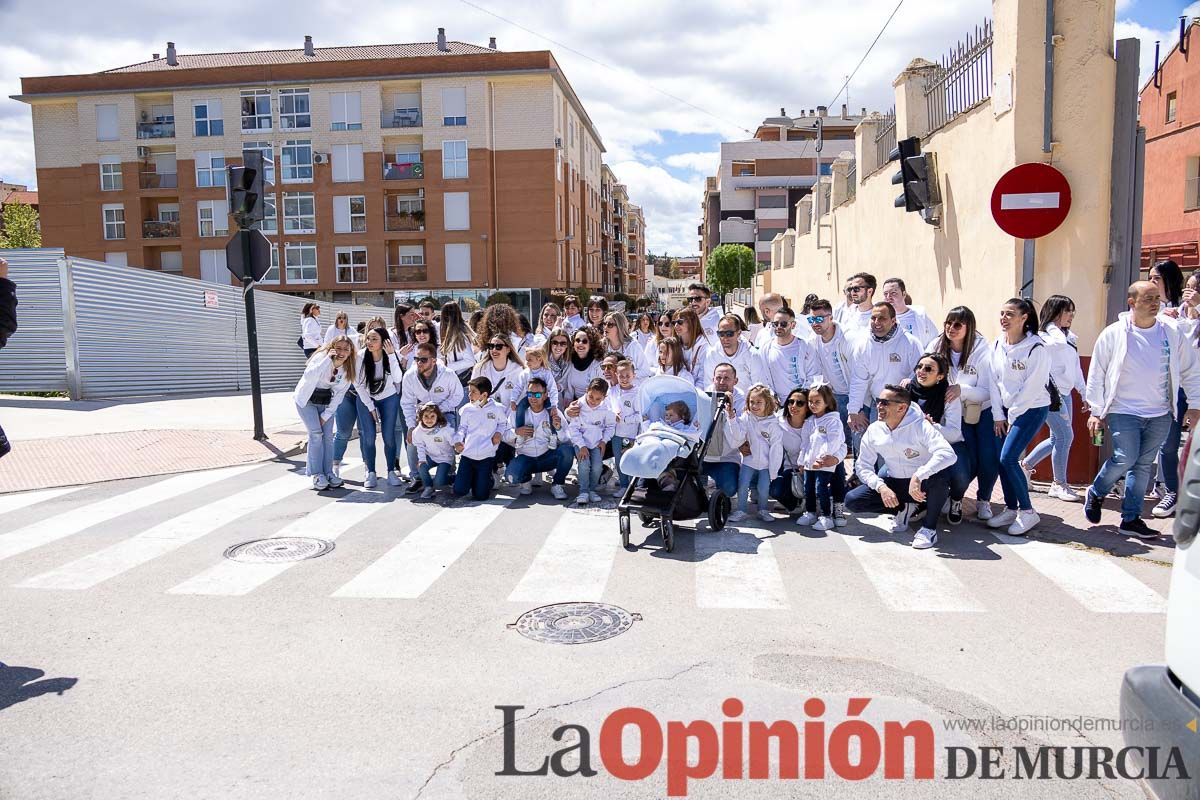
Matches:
[300,302,322,358]
[471,334,525,411]
[391,304,417,350]
[475,303,524,355]
[601,312,647,377]
[356,326,405,489]
[536,302,565,340]
[770,386,810,517]
[647,309,675,365]
[1150,259,1185,315]
[1148,261,1192,516]
[404,320,438,371]
[1019,295,1086,502]
[586,296,609,329]
[632,312,656,348]
[653,336,692,383]
[439,301,477,381]
[561,325,604,404]
[907,352,970,525]
[928,306,1001,522]
[323,310,352,345]
[988,298,1051,536]
[293,335,356,489]
[672,307,712,389]
[545,327,573,404]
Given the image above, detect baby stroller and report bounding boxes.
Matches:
[616,374,732,552]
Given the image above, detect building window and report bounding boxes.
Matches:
[285,243,318,283]
[278,88,312,131]
[240,89,272,132]
[96,104,119,141]
[334,195,366,233]
[200,249,228,284]
[242,141,275,185]
[331,143,364,182]
[398,246,424,265]
[105,252,128,267]
[1187,156,1200,211]
[256,194,278,234]
[261,243,280,284]
[395,194,423,215]
[335,247,368,283]
[197,200,229,237]
[195,151,226,187]
[283,192,316,233]
[100,157,122,191]
[1167,92,1178,123]
[445,243,471,282]
[443,192,470,231]
[442,140,468,179]
[281,140,313,183]
[330,92,363,131]
[193,100,224,137]
[441,87,467,126]
[757,195,788,208]
[102,204,125,240]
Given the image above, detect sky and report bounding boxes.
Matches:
[0,0,1196,257]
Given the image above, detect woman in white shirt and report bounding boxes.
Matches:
[673,307,713,389]
[1148,261,1192,516]
[601,312,647,378]
[536,303,565,340]
[323,311,352,345]
[356,327,405,489]
[438,302,477,382]
[906,352,969,525]
[293,336,355,489]
[300,303,322,357]
[472,335,525,412]
[561,326,604,404]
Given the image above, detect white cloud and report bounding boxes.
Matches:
[663,151,721,175]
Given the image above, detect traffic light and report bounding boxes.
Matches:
[227,150,265,229]
[888,137,940,224]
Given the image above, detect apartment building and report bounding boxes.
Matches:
[600,163,616,293]
[14,32,608,316]
[1140,17,1200,270]
[610,179,630,294]
[700,105,864,270]
[626,203,646,296]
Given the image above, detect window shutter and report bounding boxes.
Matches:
[333,195,351,233]
[346,92,361,125]
[441,88,467,119]
[443,192,470,231]
[445,243,471,282]
[96,104,119,141]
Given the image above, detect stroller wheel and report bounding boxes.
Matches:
[708,491,731,532]
[661,518,675,553]
[619,513,632,550]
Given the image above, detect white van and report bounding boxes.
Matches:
[1120,433,1200,798]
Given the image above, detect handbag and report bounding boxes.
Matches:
[297,335,305,350]
[1046,378,1062,413]
[309,387,333,405]
[962,400,983,425]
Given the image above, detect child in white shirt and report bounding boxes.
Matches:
[452,377,510,501]
[608,359,644,491]
[412,402,456,499]
[797,385,849,531]
[567,378,617,505]
[511,345,561,433]
[730,384,783,523]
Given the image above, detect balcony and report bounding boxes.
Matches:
[385,211,425,231]
[143,220,180,239]
[387,263,427,282]
[381,109,422,129]
[137,122,175,139]
[383,162,425,181]
[139,172,178,189]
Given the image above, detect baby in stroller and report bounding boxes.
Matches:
[619,375,723,491]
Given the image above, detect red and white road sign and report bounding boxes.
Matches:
[990,163,1072,240]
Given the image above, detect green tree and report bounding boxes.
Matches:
[0,201,41,248]
[485,291,513,307]
[704,244,755,297]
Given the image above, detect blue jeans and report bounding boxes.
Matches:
[333,392,359,462]
[737,464,771,513]
[1158,390,1187,493]
[1091,413,1174,521]
[703,461,739,499]
[805,464,846,515]
[576,446,604,493]
[769,468,802,512]
[418,461,452,489]
[948,441,972,502]
[833,393,852,442]
[1024,402,1073,485]
[393,410,419,477]
[845,468,952,530]
[296,402,334,478]
[611,434,635,487]
[507,445,575,486]
[357,393,400,475]
[961,406,1001,502]
[453,455,496,500]
[998,406,1049,511]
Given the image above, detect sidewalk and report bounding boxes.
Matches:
[0,391,309,492]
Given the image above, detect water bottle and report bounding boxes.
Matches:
[1092,427,1105,447]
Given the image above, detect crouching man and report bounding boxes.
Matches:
[504,377,575,500]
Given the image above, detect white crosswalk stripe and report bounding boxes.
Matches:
[991,532,1168,613]
[693,528,790,609]
[332,497,516,599]
[508,510,620,603]
[0,465,259,564]
[0,486,80,516]
[844,516,987,612]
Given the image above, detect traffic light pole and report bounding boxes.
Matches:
[241,228,266,441]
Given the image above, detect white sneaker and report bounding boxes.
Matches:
[986,507,1018,528]
[912,528,937,549]
[313,475,329,490]
[976,500,994,521]
[520,481,533,495]
[727,510,747,522]
[387,470,403,487]
[796,512,818,526]
[757,510,774,523]
[1048,483,1081,502]
[575,492,590,506]
[589,491,603,504]
[890,503,917,533]
[813,516,835,531]
[551,484,568,500]
[1007,509,1040,536]
[363,472,377,489]
[328,474,344,489]
[420,486,435,499]
[833,503,848,527]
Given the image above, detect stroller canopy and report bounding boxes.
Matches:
[637,374,712,434]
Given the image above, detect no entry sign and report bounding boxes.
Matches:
[990,163,1072,239]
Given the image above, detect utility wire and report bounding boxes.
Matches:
[827,0,906,110]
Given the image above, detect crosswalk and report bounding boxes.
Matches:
[0,464,1172,614]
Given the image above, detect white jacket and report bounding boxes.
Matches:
[355,351,404,415]
[301,316,323,349]
[472,358,524,410]
[440,340,477,375]
[925,333,996,410]
[911,388,963,444]
[323,324,353,345]
[512,365,560,409]
[855,405,957,489]
[607,384,644,439]
[411,423,456,466]
[799,412,848,472]
[1086,312,1200,421]
[703,387,747,465]
[989,333,1051,424]
[895,306,939,345]
[1040,323,1087,397]
[567,397,616,450]
[505,405,563,458]
[811,325,857,396]
[699,307,722,341]
[293,352,353,423]
[706,340,762,390]
[683,339,715,390]
[454,401,509,460]
[847,328,924,412]
[758,336,815,400]
[733,411,783,474]
[776,413,810,471]
[401,365,465,427]
[561,359,602,404]
[609,339,649,379]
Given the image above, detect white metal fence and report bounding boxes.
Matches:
[0,249,385,399]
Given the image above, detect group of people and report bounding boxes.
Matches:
[292,264,1200,548]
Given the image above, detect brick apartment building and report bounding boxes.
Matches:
[700,105,864,272]
[597,165,647,298]
[14,31,642,316]
[1140,17,1200,271]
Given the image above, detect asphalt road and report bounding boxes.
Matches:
[0,456,1179,799]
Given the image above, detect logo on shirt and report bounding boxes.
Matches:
[1011,360,1026,371]
[434,387,445,394]
[903,448,920,459]
[962,365,977,376]
[889,353,902,363]
[487,412,496,420]
[433,436,444,443]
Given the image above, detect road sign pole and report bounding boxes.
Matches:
[241,228,267,441]
[1021,238,1036,298]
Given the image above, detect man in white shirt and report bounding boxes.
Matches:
[847,303,925,433]
[1083,280,1200,538]
[806,298,857,434]
[687,283,723,340]
[753,293,787,350]
[758,307,814,401]
[703,363,747,500]
[881,277,939,344]
[837,272,877,337]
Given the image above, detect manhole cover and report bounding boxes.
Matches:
[224,537,335,563]
[510,602,639,645]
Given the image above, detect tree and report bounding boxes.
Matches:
[704,244,755,298]
[0,201,41,248]
[485,291,513,307]
[653,256,678,279]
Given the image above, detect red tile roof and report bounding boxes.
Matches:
[104,41,497,73]
[0,190,38,207]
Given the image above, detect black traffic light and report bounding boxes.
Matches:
[228,150,265,229]
[889,136,927,212]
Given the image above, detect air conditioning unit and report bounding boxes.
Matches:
[554,137,563,149]
[312,153,329,165]
[137,146,151,159]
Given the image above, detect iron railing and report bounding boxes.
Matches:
[873,108,897,172]
[925,19,993,134]
[383,162,425,181]
[136,122,175,139]
[386,263,427,282]
[384,211,424,231]
[142,220,180,238]
[846,162,857,202]
[139,172,178,189]
[381,109,422,128]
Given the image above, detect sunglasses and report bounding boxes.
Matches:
[786,398,806,406]
[916,363,937,373]
[672,320,687,327]
[414,356,432,364]
[526,391,544,399]
[771,321,791,328]
[875,398,899,407]
[687,296,705,303]
[544,313,560,319]
[573,338,589,344]
[488,343,508,351]
[603,321,617,328]
[945,320,965,329]
[717,330,737,338]
[806,315,826,324]
[551,340,568,347]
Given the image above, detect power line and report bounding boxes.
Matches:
[827,0,906,110]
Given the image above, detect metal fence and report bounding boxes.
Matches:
[925,20,994,135]
[873,108,897,172]
[0,249,384,399]
[846,162,858,202]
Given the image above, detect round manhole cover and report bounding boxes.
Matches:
[511,602,638,645]
[224,537,335,563]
